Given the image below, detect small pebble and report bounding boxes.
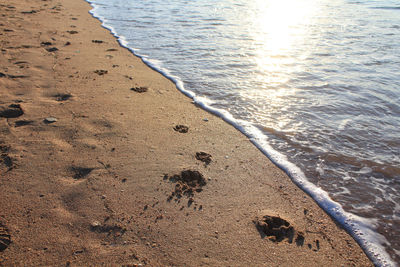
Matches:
[44,117,57,123]
[91,221,101,227]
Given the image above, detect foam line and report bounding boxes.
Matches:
[85,1,395,266]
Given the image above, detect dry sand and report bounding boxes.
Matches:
[0,0,373,266]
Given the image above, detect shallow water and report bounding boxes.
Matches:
[88,0,400,265]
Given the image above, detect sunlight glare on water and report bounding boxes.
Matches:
[251,0,317,86]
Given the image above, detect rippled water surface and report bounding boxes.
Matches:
[88,0,400,264]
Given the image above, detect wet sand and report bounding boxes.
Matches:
[0,0,373,266]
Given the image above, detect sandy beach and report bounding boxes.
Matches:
[0,0,373,266]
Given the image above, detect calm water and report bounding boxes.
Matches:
[88,0,400,265]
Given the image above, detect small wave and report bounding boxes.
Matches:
[364,60,390,66]
[370,6,400,10]
[314,53,334,57]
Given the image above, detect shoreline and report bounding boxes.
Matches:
[1,0,373,266]
[87,1,395,265]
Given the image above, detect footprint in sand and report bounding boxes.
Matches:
[14,120,34,127]
[130,86,148,93]
[90,221,126,238]
[14,61,29,69]
[53,93,72,101]
[21,10,37,14]
[3,73,28,79]
[173,125,189,133]
[195,152,212,165]
[94,70,108,76]
[0,222,11,252]
[0,72,27,79]
[69,166,95,179]
[253,212,305,246]
[164,170,206,207]
[0,104,24,118]
[307,239,321,252]
[41,41,52,46]
[45,47,58,52]
[0,153,13,171]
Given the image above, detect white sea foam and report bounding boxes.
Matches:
[86,1,397,266]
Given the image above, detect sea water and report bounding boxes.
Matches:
[86,0,400,265]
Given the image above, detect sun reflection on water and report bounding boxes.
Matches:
[250,0,318,86]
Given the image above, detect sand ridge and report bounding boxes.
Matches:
[0,0,373,266]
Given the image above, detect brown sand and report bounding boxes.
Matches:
[0,0,373,266]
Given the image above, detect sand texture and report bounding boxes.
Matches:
[0,0,373,266]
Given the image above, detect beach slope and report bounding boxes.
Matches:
[0,0,372,265]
